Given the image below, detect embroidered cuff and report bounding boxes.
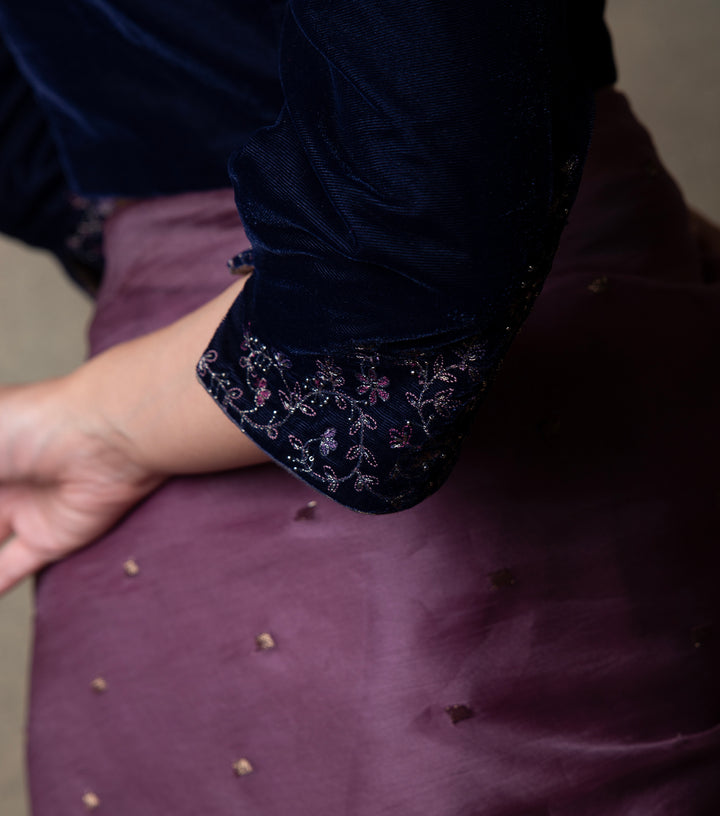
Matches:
[197,327,505,514]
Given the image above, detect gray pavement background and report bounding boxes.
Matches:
[1,2,718,813]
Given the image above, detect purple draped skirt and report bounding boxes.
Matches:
[27,90,720,814]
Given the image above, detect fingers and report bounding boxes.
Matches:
[0,492,40,594]
[0,494,14,547]
[0,536,45,595]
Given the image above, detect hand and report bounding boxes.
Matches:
[0,277,267,596]
[0,378,163,594]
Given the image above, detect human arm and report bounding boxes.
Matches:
[0,277,268,594]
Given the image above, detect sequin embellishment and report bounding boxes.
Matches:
[255,633,276,651]
[588,275,609,294]
[445,704,475,724]
[199,146,584,512]
[294,500,317,521]
[233,758,254,776]
[199,333,495,512]
[123,559,140,577]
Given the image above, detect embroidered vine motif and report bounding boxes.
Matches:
[198,330,492,503]
[197,148,585,511]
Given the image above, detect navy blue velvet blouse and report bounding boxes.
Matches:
[0,1,616,512]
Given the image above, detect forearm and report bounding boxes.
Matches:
[64,278,269,477]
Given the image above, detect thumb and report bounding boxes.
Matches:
[0,535,47,596]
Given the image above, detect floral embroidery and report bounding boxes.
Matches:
[319,428,338,456]
[356,369,390,404]
[197,146,586,513]
[314,360,345,389]
[354,473,379,492]
[197,349,218,375]
[389,422,412,449]
[254,378,271,406]
[198,329,496,512]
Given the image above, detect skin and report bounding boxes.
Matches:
[0,277,268,595]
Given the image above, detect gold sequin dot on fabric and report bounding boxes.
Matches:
[123,559,140,577]
[294,500,318,521]
[255,632,276,651]
[445,704,475,725]
[233,758,254,777]
[90,677,108,693]
[587,275,609,294]
[82,792,100,810]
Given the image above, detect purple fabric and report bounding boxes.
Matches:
[28,91,720,814]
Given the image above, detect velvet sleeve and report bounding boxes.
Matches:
[197,0,594,513]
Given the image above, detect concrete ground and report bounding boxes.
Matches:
[1,2,718,813]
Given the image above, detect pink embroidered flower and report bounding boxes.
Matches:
[355,369,390,404]
[254,378,271,406]
[314,360,345,389]
[319,428,338,456]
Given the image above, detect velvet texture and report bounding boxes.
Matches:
[0,0,285,195]
[27,90,720,814]
[201,0,597,511]
[0,38,73,255]
[0,2,614,199]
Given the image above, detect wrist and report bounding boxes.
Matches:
[62,279,267,478]
[61,340,169,485]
